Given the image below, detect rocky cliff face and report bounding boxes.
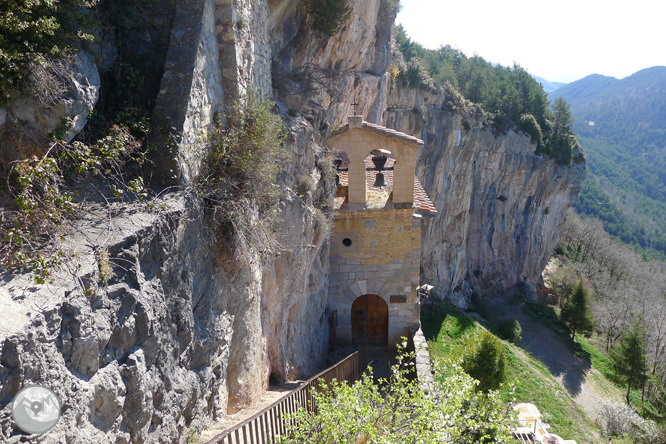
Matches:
[0,0,584,442]
[0,1,387,442]
[385,86,586,306]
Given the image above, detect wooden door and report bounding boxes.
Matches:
[351,294,388,346]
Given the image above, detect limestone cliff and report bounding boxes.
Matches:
[385,87,586,306]
[0,0,584,442]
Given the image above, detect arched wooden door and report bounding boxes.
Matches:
[351,294,388,346]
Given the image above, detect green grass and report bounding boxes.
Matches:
[503,346,599,443]
[421,302,482,358]
[575,336,665,422]
[422,302,604,443]
[575,336,616,382]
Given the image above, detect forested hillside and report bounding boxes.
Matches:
[392,25,581,166]
[551,68,666,259]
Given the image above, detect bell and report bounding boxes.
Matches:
[371,156,387,170]
[373,172,386,188]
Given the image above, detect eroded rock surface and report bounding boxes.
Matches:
[1,51,100,144]
[1,195,235,443]
[386,86,586,305]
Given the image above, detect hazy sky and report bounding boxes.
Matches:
[397,0,665,83]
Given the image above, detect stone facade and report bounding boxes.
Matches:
[329,209,422,346]
[326,117,433,347]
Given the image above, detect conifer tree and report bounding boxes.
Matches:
[462,331,507,393]
[548,97,576,165]
[560,281,594,342]
[611,319,648,404]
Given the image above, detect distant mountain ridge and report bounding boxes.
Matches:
[532,75,566,93]
[550,66,666,258]
[550,66,666,155]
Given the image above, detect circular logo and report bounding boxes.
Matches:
[11,385,62,435]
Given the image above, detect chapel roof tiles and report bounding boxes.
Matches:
[330,120,424,147]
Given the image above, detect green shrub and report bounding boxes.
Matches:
[497,319,522,343]
[402,59,435,91]
[0,0,97,105]
[305,0,351,36]
[461,331,507,392]
[199,97,286,256]
[279,345,513,443]
[519,113,544,147]
[1,124,148,281]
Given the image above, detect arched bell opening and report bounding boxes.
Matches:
[366,148,394,189]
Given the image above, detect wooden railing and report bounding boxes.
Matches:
[510,418,537,444]
[204,347,367,444]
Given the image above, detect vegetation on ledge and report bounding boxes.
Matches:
[0,0,98,105]
[421,302,600,443]
[392,25,580,165]
[198,97,286,257]
[279,344,514,444]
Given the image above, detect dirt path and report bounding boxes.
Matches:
[482,292,622,423]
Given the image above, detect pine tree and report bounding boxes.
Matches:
[611,319,648,404]
[560,281,594,342]
[462,331,507,392]
[549,97,576,165]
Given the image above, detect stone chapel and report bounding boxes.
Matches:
[326,116,437,348]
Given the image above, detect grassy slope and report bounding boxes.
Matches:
[421,303,604,443]
[575,335,664,422]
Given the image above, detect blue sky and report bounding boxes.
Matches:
[397,0,666,83]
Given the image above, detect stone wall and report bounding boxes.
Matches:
[329,208,421,347]
[411,328,434,392]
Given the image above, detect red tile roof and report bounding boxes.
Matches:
[330,120,424,147]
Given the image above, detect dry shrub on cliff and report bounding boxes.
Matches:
[200,97,286,257]
[0,116,48,177]
[0,0,97,105]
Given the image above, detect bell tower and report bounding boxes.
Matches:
[325,115,436,348]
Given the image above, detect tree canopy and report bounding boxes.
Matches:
[611,319,648,404]
[391,25,579,165]
[560,281,594,342]
[461,331,507,393]
[555,68,666,259]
